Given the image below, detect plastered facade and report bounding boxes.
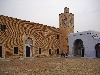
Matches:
[68,30,100,58]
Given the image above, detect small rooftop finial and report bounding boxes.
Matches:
[64,7,69,13]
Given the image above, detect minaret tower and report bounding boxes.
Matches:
[59,7,74,54]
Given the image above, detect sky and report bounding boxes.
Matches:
[0,0,100,32]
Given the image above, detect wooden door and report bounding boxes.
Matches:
[26,46,30,57]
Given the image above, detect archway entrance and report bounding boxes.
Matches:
[95,43,100,58]
[25,37,33,57]
[74,39,84,57]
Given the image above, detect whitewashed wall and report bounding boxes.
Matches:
[68,30,100,58]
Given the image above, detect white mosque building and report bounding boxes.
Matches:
[68,30,100,58]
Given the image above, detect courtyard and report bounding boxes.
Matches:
[0,57,100,75]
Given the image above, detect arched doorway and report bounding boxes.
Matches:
[25,37,33,57]
[95,43,100,58]
[74,39,84,57]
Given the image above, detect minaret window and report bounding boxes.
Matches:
[56,35,59,39]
